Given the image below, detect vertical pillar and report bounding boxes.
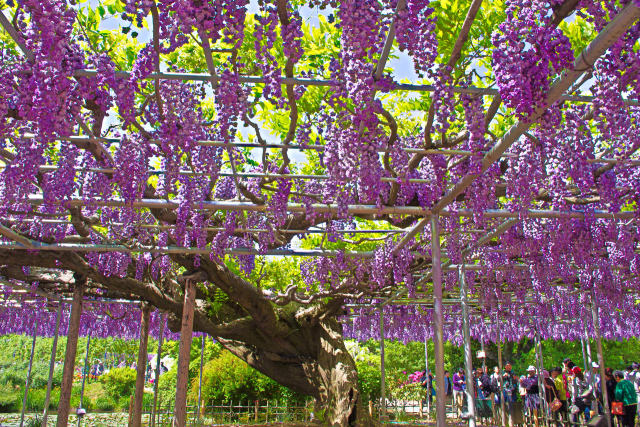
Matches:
[581,338,589,373]
[591,293,611,427]
[173,279,197,427]
[57,281,84,427]
[43,303,63,427]
[431,215,446,427]
[151,312,166,427]
[534,331,548,427]
[132,305,151,427]
[20,319,38,427]
[496,314,506,427]
[481,339,486,370]
[424,333,430,416]
[78,332,91,416]
[380,309,386,420]
[459,266,476,427]
[197,335,205,421]
[584,326,594,387]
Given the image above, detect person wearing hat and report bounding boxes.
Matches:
[614,370,637,427]
[520,366,540,427]
[453,367,466,417]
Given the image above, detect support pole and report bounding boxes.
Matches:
[481,339,486,370]
[151,312,166,427]
[460,266,476,427]
[132,305,151,427]
[20,319,38,427]
[173,278,197,427]
[380,309,386,420]
[431,216,446,427]
[535,331,548,427]
[584,326,594,387]
[43,303,63,427]
[591,294,611,427]
[197,335,205,421]
[57,281,84,427]
[496,314,506,427]
[581,338,588,372]
[77,333,91,427]
[424,333,430,417]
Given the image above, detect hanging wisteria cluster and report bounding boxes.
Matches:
[0,0,638,348]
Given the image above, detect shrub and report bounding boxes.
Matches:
[94,396,116,411]
[99,367,136,399]
[30,362,63,389]
[116,395,132,411]
[356,360,381,402]
[0,382,20,412]
[157,364,177,408]
[189,350,304,406]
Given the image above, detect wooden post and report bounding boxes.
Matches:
[369,400,373,418]
[255,400,259,422]
[173,278,196,427]
[151,312,166,427]
[431,215,446,427]
[56,281,84,427]
[42,303,63,427]
[197,335,205,421]
[496,314,506,427]
[379,308,386,421]
[20,319,38,427]
[591,293,611,427]
[132,304,151,427]
[460,265,476,427]
[77,332,91,426]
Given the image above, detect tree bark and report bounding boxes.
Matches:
[210,314,370,426]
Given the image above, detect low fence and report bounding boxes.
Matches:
[142,401,315,426]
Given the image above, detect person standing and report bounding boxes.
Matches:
[503,362,519,427]
[521,366,540,427]
[614,370,638,427]
[453,368,466,417]
[605,368,617,427]
[551,367,568,425]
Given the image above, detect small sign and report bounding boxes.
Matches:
[477,350,486,358]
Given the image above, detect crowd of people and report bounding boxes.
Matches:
[419,358,640,426]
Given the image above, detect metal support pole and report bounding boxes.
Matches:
[591,294,611,427]
[78,333,91,426]
[496,315,506,427]
[20,319,38,427]
[584,326,594,386]
[380,309,386,420]
[197,335,205,421]
[425,333,431,417]
[581,338,589,372]
[57,282,84,427]
[481,340,486,370]
[151,312,165,427]
[432,216,446,427]
[460,266,476,427]
[174,279,196,427]
[43,304,63,427]
[132,305,151,427]
[535,332,549,427]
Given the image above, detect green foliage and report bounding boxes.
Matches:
[94,395,117,411]
[190,350,304,405]
[99,367,136,399]
[0,382,20,412]
[157,363,177,408]
[356,361,381,402]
